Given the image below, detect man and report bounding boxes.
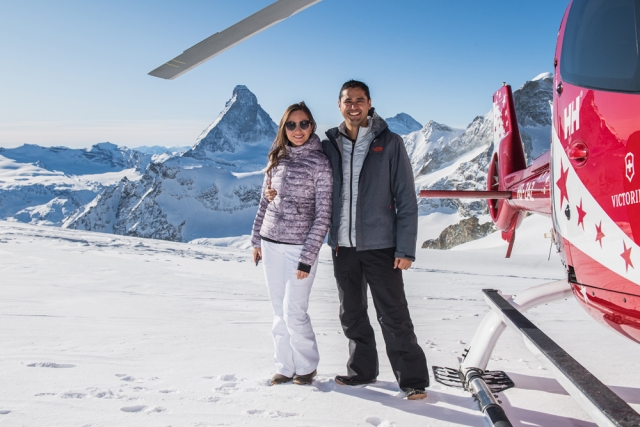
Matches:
[322,80,428,400]
[265,80,428,399]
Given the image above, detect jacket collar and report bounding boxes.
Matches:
[326,110,389,143]
[287,133,322,156]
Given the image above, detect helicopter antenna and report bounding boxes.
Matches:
[149,0,321,80]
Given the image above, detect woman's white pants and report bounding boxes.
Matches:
[261,240,319,377]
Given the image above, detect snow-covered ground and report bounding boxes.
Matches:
[1,216,639,426]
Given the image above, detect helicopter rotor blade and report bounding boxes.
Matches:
[149,0,321,80]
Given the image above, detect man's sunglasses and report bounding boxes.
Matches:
[284,120,312,131]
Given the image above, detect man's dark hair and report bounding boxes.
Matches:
[339,80,370,100]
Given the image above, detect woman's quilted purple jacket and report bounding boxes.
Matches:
[251,134,333,267]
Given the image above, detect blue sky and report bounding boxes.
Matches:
[0,0,569,148]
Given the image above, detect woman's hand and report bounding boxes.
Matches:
[265,180,277,202]
[253,247,262,264]
[296,270,309,280]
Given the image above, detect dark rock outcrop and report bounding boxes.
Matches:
[422,217,496,249]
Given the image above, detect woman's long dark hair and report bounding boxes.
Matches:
[265,101,317,176]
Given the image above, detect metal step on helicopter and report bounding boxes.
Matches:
[148,1,640,426]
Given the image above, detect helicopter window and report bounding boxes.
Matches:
[561,0,640,93]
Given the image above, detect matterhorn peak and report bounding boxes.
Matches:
[182,85,277,170]
[232,84,254,98]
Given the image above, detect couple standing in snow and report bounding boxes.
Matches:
[250,80,429,400]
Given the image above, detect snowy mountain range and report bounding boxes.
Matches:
[63,85,275,241]
[0,74,554,243]
[0,142,151,175]
[0,143,150,226]
[412,73,553,218]
[134,145,190,156]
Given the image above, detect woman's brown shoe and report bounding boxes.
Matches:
[270,373,293,386]
[293,370,317,385]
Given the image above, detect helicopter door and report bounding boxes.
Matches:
[555,0,640,291]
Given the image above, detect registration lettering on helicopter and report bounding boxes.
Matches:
[516,181,535,201]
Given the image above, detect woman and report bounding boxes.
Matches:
[251,102,332,386]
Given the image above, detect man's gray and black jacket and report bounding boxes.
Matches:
[322,113,418,260]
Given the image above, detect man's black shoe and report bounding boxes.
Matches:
[334,375,376,386]
[405,388,427,400]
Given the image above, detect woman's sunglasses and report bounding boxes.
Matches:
[284,120,312,131]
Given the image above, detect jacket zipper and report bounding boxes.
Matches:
[276,163,288,241]
[348,139,356,247]
[348,135,376,250]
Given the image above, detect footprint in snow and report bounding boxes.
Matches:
[159,389,177,394]
[245,409,298,418]
[217,374,236,381]
[256,378,272,387]
[310,378,336,393]
[88,389,115,399]
[115,374,136,382]
[27,362,76,368]
[120,405,147,413]
[214,383,237,393]
[0,410,10,415]
[60,391,86,399]
[366,416,396,427]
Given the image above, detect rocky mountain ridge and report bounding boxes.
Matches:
[385,113,422,135]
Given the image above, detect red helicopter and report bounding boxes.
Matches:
[148,1,640,425]
[421,0,640,425]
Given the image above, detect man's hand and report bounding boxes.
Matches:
[265,180,277,202]
[394,257,413,270]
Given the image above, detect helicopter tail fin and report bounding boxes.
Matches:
[488,84,528,257]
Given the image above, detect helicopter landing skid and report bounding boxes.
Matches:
[446,282,640,427]
[432,366,514,393]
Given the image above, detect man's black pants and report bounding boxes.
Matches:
[332,246,429,390]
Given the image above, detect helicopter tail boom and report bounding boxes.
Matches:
[420,84,552,257]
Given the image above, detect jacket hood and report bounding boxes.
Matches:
[325,110,389,142]
[288,133,322,156]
